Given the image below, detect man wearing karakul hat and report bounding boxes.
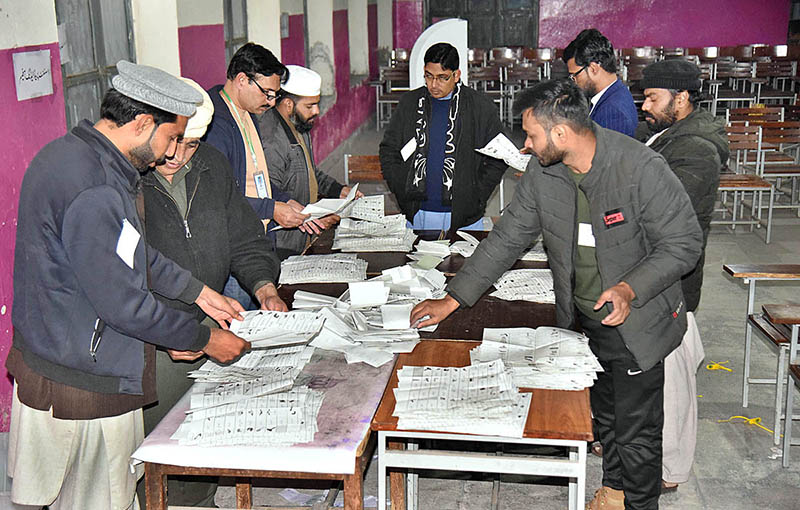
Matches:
[259,64,362,255]
[7,60,250,510]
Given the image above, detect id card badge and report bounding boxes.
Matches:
[577,223,596,247]
[253,172,269,199]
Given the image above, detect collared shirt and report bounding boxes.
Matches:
[154,162,192,217]
[645,128,670,147]
[590,79,617,115]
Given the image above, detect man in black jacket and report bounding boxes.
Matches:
[379,42,507,231]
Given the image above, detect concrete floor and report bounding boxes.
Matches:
[224,116,800,509]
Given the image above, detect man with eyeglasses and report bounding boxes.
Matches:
[564,28,638,137]
[380,42,507,232]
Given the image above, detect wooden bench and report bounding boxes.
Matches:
[713,173,775,243]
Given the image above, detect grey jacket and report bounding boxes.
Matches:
[259,108,344,255]
[447,125,704,371]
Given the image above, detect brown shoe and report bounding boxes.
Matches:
[586,486,625,510]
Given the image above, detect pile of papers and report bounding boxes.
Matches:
[297,183,360,223]
[471,327,602,391]
[332,197,418,253]
[392,359,532,438]
[450,231,547,262]
[490,268,555,303]
[340,194,387,222]
[229,310,324,348]
[279,253,368,284]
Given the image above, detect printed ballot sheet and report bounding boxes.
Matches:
[300,183,360,220]
[450,232,547,262]
[333,228,417,253]
[475,133,532,172]
[336,214,407,238]
[490,268,555,303]
[189,346,315,383]
[229,310,324,348]
[340,194,385,221]
[279,253,368,284]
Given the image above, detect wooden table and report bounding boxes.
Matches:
[134,350,394,510]
[371,340,593,510]
[723,264,800,407]
[768,304,800,467]
[713,174,775,243]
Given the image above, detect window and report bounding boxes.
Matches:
[224,0,248,61]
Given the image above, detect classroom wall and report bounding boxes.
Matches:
[0,1,65,433]
[539,0,791,48]
[281,0,306,66]
[393,0,424,50]
[177,0,226,89]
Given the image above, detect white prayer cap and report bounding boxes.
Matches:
[282,65,322,97]
[178,78,214,139]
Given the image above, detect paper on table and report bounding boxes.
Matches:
[230,310,324,347]
[475,133,532,172]
[296,183,360,222]
[339,194,385,222]
[380,303,413,329]
[348,281,390,308]
[382,264,416,283]
[415,239,451,257]
[279,253,367,284]
[407,254,444,270]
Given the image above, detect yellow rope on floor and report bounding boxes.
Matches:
[718,415,774,434]
[706,360,733,372]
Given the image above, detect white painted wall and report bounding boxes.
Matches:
[377,0,392,52]
[131,0,181,74]
[0,0,58,48]
[306,0,335,95]
[177,0,224,28]
[248,0,282,60]
[348,0,369,75]
[280,0,305,15]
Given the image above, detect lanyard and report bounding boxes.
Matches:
[221,88,260,169]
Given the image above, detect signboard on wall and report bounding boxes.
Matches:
[13,49,54,101]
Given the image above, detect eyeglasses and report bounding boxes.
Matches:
[249,77,277,101]
[424,72,454,85]
[568,65,589,82]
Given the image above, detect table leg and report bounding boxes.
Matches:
[743,279,757,407]
[783,368,795,468]
[236,478,252,509]
[775,347,788,446]
[343,454,365,510]
[388,441,407,510]
[406,440,418,510]
[144,463,167,510]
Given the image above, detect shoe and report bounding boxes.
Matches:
[586,486,625,510]
[661,480,679,493]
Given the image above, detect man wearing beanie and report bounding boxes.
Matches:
[637,59,728,493]
[259,65,361,256]
[7,61,250,510]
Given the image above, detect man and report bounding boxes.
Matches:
[7,61,249,510]
[204,42,311,262]
[637,60,728,492]
[411,79,703,510]
[379,42,507,231]
[139,78,288,506]
[259,65,361,255]
[564,28,638,137]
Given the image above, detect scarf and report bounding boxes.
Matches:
[409,82,462,204]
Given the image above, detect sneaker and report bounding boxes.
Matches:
[586,486,625,510]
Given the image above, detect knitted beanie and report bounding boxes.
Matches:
[640,60,702,91]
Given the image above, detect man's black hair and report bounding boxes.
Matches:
[226,42,289,83]
[668,89,706,109]
[100,89,177,127]
[563,28,617,74]
[513,79,594,133]
[424,43,459,71]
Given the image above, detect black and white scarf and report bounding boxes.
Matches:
[410,81,462,204]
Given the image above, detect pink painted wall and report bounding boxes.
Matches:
[539,0,791,48]
[393,0,424,50]
[178,24,227,89]
[311,9,376,163]
[281,14,306,66]
[368,3,378,79]
[0,42,66,431]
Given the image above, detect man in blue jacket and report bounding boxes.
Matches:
[564,28,638,137]
[7,61,250,510]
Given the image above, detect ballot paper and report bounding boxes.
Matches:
[336,214,407,238]
[392,360,531,438]
[188,367,300,411]
[333,228,417,252]
[189,346,315,383]
[380,303,414,329]
[450,232,547,263]
[230,310,324,348]
[291,291,343,310]
[299,183,360,221]
[414,239,451,258]
[349,281,391,308]
[339,194,385,221]
[279,253,368,284]
[406,253,444,270]
[490,269,555,304]
[475,132,532,172]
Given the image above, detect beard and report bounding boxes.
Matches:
[128,126,164,172]
[292,110,317,134]
[533,133,564,167]
[644,97,677,133]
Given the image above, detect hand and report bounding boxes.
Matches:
[195,285,245,329]
[594,282,636,326]
[167,349,205,361]
[202,328,250,364]
[255,283,288,312]
[340,186,365,199]
[410,295,460,328]
[298,217,326,235]
[273,201,309,228]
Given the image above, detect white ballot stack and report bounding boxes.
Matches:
[490,268,555,303]
[279,253,368,284]
[449,231,547,262]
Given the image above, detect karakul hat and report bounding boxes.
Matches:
[178,78,214,138]
[640,59,702,91]
[112,60,202,117]
[282,65,322,97]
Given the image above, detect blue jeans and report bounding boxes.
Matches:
[222,275,257,311]
[407,210,486,231]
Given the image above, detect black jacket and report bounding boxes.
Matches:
[636,108,728,311]
[142,142,280,316]
[379,85,508,229]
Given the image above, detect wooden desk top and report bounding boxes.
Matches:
[723,264,800,279]
[763,304,800,325]
[371,340,593,442]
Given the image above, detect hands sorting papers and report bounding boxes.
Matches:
[230,310,324,348]
[300,183,360,222]
[475,133,532,172]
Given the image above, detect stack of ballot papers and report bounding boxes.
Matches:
[333,216,417,252]
[490,268,555,303]
[475,133,532,172]
[230,310,324,348]
[392,360,532,438]
[279,253,367,284]
[297,183,360,222]
[449,231,547,262]
[339,194,387,222]
[470,327,602,390]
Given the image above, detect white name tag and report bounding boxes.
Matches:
[254,172,268,199]
[116,218,140,269]
[577,223,596,247]
[400,137,417,162]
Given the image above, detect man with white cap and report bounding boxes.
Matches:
[139,78,288,506]
[259,64,360,255]
[7,61,250,510]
